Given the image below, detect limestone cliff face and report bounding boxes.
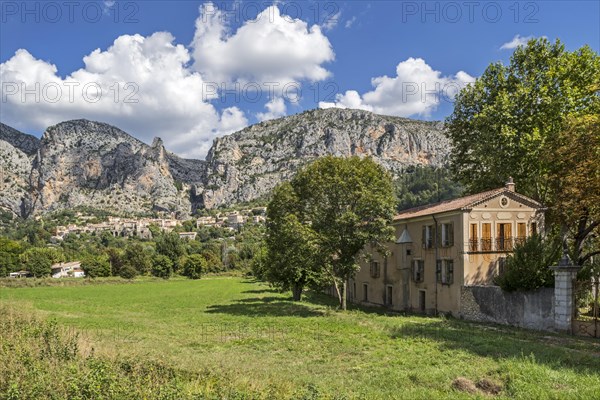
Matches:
[199,108,449,208]
[0,139,32,216]
[28,120,193,216]
[0,108,450,217]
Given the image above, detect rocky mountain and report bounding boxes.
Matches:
[27,120,196,216]
[0,122,40,156]
[0,108,450,218]
[0,137,32,216]
[200,108,449,208]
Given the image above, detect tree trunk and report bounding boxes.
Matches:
[292,284,303,301]
[341,280,347,311]
[332,279,342,309]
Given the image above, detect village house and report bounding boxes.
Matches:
[51,261,85,278]
[197,216,217,228]
[349,179,545,316]
[9,270,31,278]
[227,212,246,228]
[55,217,180,240]
[178,232,198,241]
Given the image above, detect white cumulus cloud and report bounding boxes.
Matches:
[191,2,335,88]
[257,97,287,121]
[0,32,247,159]
[319,58,475,117]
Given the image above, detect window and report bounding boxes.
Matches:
[440,223,454,247]
[353,282,356,300]
[422,225,433,249]
[363,283,368,302]
[469,224,478,252]
[481,223,492,251]
[369,261,380,278]
[406,249,412,256]
[446,260,454,284]
[497,223,512,251]
[413,260,424,282]
[436,259,454,284]
[516,223,527,245]
[386,285,393,306]
[531,222,537,236]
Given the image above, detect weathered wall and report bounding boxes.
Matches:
[460,285,554,331]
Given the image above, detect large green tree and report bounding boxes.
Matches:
[123,243,152,275]
[156,232,185,269]
[19,247,63,278]
[265,183,324,301]
[446,38,599,202]
[266,156,396,309]
[544,113,600,266]
[0,238,25,277]
[446,38,600,267]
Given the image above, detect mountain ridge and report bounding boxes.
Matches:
[0,108,450,218]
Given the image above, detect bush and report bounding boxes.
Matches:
[81,256,111,278]
[182,254,207,279]
[119,264,138,280]
[151,254,173,279]
[495,234,560,292]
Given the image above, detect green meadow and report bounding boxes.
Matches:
[1,277,599,399]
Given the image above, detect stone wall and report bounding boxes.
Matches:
[460,285,555,331]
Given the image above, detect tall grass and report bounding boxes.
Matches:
[2,278,600,399]
[0,305,338,399]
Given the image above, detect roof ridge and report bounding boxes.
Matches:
[394,187,504,218]
[393,186,542,221]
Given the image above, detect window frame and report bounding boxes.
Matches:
[422,225,433,249]
[413,259,424,283]
[369,260,380,278]
[436,259,454,285]
[440,222,454,247]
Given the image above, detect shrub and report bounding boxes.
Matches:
[81,256,111,278]
[151,254,173,279]
[119,264,138,280]
[182,254,207,279]
[495,234,560,292]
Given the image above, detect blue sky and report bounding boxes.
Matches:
[1,0,599,158]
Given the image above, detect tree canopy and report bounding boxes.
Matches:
[446,38,599,203]
[264,156,396,309]
[446,38,600,268]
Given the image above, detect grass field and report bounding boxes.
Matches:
[1,277,600,399]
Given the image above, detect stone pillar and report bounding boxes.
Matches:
[550,255,581,333]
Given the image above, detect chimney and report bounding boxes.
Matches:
[506,177,515,192]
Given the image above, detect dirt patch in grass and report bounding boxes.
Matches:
[476,378,503,395]
[452,377,478,394]
[452,377,503,396]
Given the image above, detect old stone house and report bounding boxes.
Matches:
[349,179,545,315]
